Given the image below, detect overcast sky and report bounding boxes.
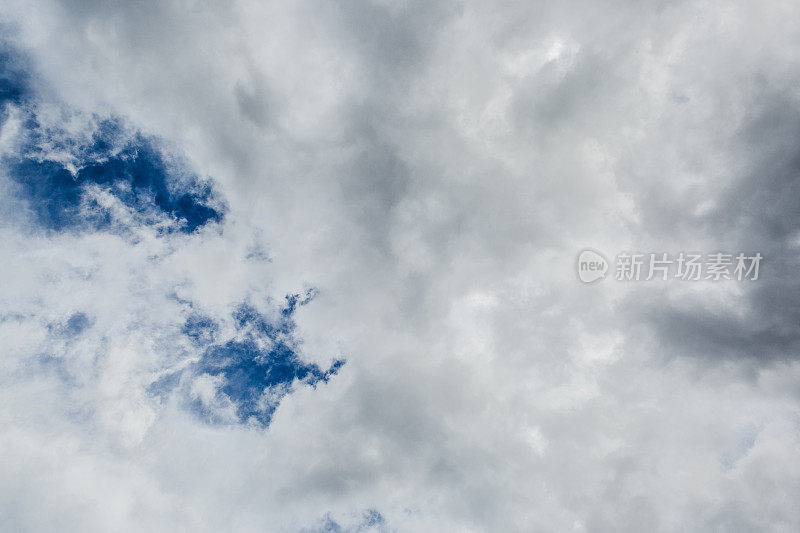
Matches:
[1,1,800,531]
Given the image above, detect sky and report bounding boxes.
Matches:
[1,1,799,531]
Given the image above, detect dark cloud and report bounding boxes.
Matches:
[624,88,800,364]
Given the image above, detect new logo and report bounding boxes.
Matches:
[577,249,608,283]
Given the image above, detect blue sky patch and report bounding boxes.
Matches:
[168,293,345,426]
[0,43,31,108]
[304,510,387,533]
[1,44,224,235]
[7,120,224,234]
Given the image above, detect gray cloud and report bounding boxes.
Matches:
[2,0,800,531]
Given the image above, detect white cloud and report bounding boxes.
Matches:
[1,0,800,531]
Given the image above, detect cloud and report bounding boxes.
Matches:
[1,1,800,531]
